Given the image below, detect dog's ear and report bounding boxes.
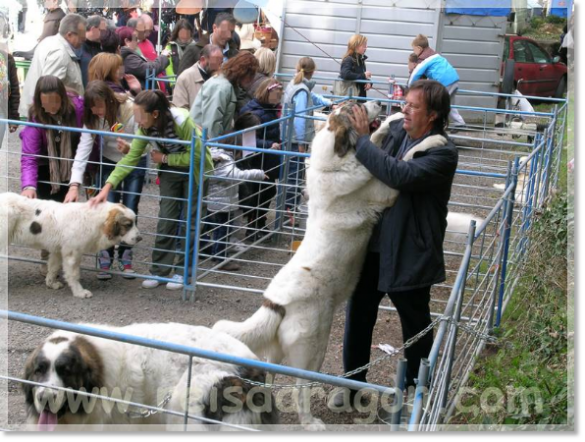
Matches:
[103,209,133,240]
[329,113,352,157]
[22,347,42,405]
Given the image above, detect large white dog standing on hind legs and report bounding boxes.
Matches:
[214,101,449,429]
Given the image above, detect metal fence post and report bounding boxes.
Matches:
[408,358,430,431]
[273,104,295,238]
[183,356,193,429]
[541,107,557,201]
[189,129,208,303]
[182,129,199,302]
[496,157,519,327]
[390,358,408,430]
[553,103,567,190]
[440,221,476,409]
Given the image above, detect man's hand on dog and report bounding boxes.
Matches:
[349,105,370,137]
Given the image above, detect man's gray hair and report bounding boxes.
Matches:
[59,13,87,37]
[201,44,222,59]
[127,18,138,29]
[86,15,105,31]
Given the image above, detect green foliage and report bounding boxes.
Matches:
[545,15,567,25]
[530,16,545,29]
[450,194,569,427]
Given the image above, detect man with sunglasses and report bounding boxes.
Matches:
[330,80,458,409]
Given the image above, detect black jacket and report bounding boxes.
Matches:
[7,53,20,121]
[239,98,282,181]
[340,54,369,97]
[240,98,281,147]
[177,34,239,76]
[355,119,458,292]
[120,46,169,90]
[80,39,102,87]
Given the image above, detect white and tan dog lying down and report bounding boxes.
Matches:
[23,322,277,430]
[214,102,449,427]
[0,192,141,299]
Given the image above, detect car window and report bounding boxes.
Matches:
[513,40,533,62]
[526,42,550,63]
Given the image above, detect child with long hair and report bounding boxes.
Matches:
[65,80,144,279]
[340,34,372,97]
[20,75,84,201]
[282,57,332,217]
[90,90,214,291]
[19,75,85,270]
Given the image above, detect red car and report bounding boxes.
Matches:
[502,35,567,98]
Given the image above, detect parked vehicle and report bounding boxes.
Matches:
[501,35,567,98]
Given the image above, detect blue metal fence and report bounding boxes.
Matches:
[0,85,567,430]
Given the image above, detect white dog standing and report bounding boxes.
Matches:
[214,102,448,427]
[0,193,141,298]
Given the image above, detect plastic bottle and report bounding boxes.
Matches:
[388,74,396,99]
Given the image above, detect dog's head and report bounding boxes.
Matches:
[103,205,142,245]
[327,100,382,157]
[23,334,105,429]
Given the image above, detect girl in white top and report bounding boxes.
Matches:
[64,80,146,280]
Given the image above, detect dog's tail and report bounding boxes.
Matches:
[213,300,285,354]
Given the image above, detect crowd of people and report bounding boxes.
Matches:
[1,6,466,404]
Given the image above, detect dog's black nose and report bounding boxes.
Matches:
[136,236,143,243]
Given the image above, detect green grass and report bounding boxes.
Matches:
[449,193,569,427]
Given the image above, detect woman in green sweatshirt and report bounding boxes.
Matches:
[91,90,214,290]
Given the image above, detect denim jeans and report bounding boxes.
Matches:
[98,156,147,268]
[209,211,233,258]
[284,143,305,211]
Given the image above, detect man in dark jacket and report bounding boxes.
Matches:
[331,80,458,407]
[80,15,107,86]
[177,12,239,76]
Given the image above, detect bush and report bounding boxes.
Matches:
[530,16,545,28]
[545,15,566,25]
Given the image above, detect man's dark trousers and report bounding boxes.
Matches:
[343,251,434,388]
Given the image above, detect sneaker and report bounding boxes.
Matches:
[166,274,184,291]
[121,264,137,279]
[141,278,161,289]
[97,267,112,280]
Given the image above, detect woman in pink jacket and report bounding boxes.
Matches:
[20,75,85,201]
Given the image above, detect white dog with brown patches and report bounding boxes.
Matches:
[214,102,448,428]
[23,323,277,430]
[0,192,141,298]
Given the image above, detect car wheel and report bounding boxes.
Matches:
[554,76,567,98]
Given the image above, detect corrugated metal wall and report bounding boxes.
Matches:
[277,0,441,99]
[437,12,508,110]
[276,0,506,112]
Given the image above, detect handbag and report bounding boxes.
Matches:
[332,79,358,97]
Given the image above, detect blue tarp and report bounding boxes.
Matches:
[445,0,511,17]
[550,0,573,17]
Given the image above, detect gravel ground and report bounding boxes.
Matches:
[0,119,542,430]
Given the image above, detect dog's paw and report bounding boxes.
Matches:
[73,289,93,299]
[46,279,64,290]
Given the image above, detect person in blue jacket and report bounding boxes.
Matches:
[408,34,466,128]
[282,57,332,221]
